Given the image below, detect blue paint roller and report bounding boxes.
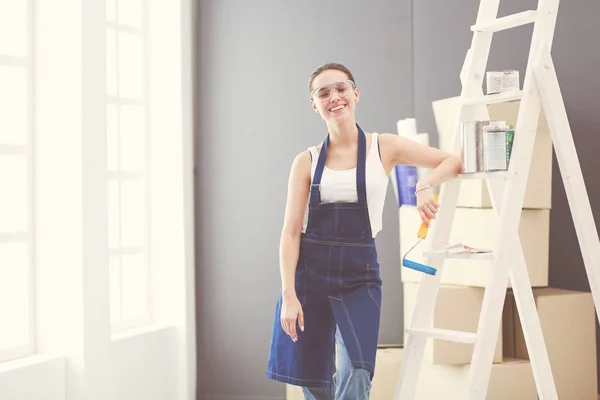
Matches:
[401,194,438,276]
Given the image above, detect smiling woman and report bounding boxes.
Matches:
[265,62,462,399]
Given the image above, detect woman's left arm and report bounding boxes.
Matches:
[379,133,463,224]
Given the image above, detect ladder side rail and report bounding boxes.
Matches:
[465,2,562,396]
[534,49,600,323]
[404,180,462,332]
[464,58,541,400]
[395,0,503,397]
[479,177,558,399]
[455,0,503,154]
[394,181,461,400]
[393,0,575,398]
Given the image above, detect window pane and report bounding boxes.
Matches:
[118,32,144,99]
[120,179,146,247]
[118,0,143,29]
[0,1,27,57]
[106,29,118,96]
[0,65,28,145]
[120,105,145,172]
[107,104,119,171]
[106,0,117,22]
[0,242,30,351]
[108,179,120,249]
[109,256,122,326]
[0,155,28,233]
[121,253,148,321]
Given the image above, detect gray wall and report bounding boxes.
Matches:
[196,0,600,398]
[413,0,600,391]
[194,1,413,398]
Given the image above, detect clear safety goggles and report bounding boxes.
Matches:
[310,80,355,102]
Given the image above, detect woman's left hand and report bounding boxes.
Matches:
[416,186,438,226]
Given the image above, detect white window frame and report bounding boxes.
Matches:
[106,0,152,333]
[0,0,35,363]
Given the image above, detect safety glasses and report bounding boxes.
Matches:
[310,80,355,102]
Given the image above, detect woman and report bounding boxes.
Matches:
[266,63,462,399]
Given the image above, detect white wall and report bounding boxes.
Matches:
[109,327,179,400]
[0,356,65,400]
[0,0,196,399]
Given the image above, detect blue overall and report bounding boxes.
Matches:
[266,125,382,390]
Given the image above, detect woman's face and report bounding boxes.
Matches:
[310,69,359,123]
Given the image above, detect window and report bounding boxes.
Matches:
[106,0,151,332]
[0,0,34,362]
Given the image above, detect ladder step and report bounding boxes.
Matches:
[460,90,522,106]
[423,250,493,260]
[406,328,478,344]
[457,171,508,180]
[471,10,538,32]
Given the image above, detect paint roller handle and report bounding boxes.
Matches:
[417,194,439,239]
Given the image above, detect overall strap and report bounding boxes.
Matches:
[356,124,367,204]
[309,124,368,205]
[309,133,329,204]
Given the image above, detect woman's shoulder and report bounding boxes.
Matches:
[290,149,313,174]
[289,150,313,187]
[372,133,403,174]
[293,148,312,162]
[376,132,398,143]
[376,132,404,154]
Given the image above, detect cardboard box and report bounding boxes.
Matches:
[505,288,598,400]
[399,205,549,287]
[337,348,537,400]
[286,383,302,400]
[288,290,599,399]
[415,357,537,399]
[370,347,405,400]
[403,282,502,365]
[431,97,553,209]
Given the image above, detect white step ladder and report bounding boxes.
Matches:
[394,0,600,398]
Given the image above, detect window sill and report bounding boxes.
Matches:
[0,325,174,374]
[111,324,174,343]
[0,353,64,374]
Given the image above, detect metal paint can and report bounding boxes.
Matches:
[483,127,509,171]
[505,129,515,167]
[460,121,489,173]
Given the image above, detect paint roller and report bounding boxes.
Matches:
[401,194,439,276]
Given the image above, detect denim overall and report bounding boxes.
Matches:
[266,125,382,391]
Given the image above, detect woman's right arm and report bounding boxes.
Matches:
[279,150,311,342]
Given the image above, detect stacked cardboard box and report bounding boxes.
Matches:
[401,98,552,288]
[393,97,598,399]
[286,99,598,399]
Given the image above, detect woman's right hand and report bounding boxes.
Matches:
[416,185,439,226]
[281,293,304,342]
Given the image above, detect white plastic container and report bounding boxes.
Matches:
[486,70,520,94]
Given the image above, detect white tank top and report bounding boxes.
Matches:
[306,133,389,237]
